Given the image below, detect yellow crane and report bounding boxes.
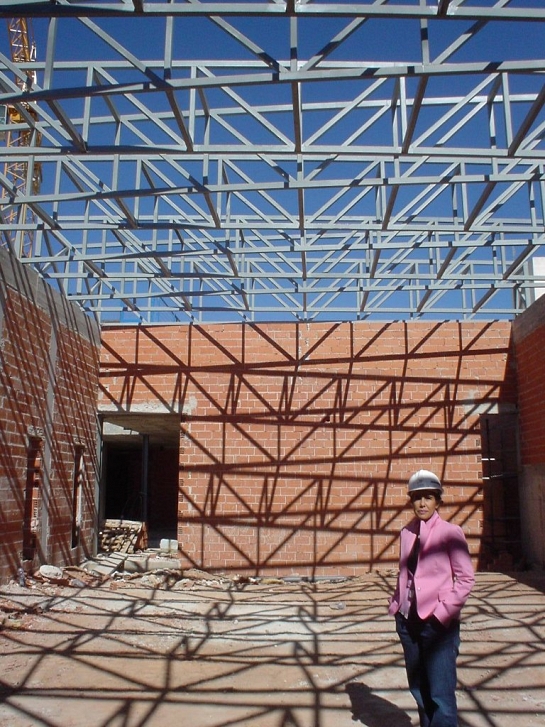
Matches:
[2,17,41,256]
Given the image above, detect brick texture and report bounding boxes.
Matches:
[511,296,545,568]
[0,251,101,584]
[515,326,545,465]
[100,320,516,577]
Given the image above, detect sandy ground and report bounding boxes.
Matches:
[1,558,545,727]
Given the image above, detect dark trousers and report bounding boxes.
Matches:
[395,612,461,727]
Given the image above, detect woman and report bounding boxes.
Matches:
[388,469,475,727]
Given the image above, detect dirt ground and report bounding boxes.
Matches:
[1,555,545,727]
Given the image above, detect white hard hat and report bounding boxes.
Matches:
[408,469,443,494]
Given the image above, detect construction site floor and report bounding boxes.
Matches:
[1,562,545,727]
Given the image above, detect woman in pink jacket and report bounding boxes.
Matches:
[389,470,475,727]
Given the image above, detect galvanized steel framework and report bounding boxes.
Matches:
[0,1,544,324]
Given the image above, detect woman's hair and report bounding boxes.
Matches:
[409,489,442,504]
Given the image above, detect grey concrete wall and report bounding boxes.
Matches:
[519,465,545,568]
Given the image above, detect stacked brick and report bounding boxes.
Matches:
[512,294,545,568]
[513,295,545,465]
[100,319,516,577]
[0,249,101,583]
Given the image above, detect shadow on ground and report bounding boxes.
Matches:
[1,570,545,727]
[346,681,412,726]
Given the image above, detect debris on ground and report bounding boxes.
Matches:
[4,553,385,601]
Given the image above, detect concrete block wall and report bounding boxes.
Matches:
[0,248,101,583]
[513,294,545,568]
[100,320,516,577]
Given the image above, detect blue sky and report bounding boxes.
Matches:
[1,8,544,323]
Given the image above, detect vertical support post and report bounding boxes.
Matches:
[141,434,149,526]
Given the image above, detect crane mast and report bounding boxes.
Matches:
[2,17,41,257]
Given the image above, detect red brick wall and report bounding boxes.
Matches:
[513,301,545,465]
[0,250,101,583]
[100,320,515,577]
[512,295,545,567]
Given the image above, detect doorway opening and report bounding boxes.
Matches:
[480,412,522,570]
[100,414,180,548]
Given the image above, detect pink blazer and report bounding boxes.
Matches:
[388,510,475,626]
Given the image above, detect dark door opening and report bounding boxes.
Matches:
[480,412,522,570]
[103,444,145,522]
[101,414,180,548]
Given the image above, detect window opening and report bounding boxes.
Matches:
[72,445,85,548]
[23,436,43,560]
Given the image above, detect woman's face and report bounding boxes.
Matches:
[410,489,440,521]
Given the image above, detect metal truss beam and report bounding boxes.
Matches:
[1,1,544,324]
[1,2,544,22]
